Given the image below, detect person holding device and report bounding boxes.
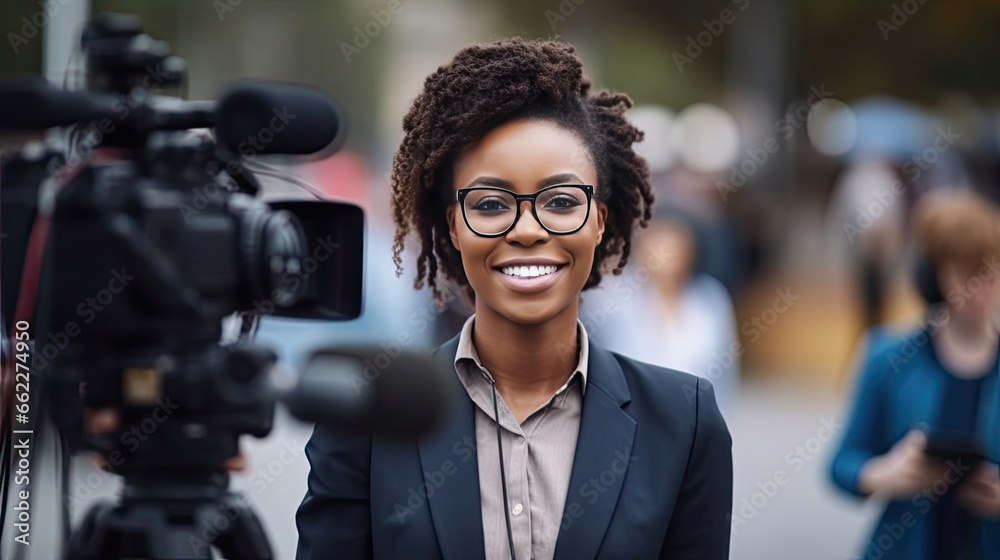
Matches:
[830,192,1000,560]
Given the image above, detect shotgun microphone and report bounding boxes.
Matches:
[275,346,454,439]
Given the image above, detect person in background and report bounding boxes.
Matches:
[825,157,911,327]
[829,192,1000,560]
[583,207,740,416]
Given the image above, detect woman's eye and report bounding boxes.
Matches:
[544,196,581,209]
[472,198,509,211]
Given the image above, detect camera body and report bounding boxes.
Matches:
[1,14,362,472]
[46,144,302,348]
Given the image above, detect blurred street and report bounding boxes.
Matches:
[728,377,881,560]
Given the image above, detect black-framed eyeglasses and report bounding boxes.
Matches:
[455,183,594,237]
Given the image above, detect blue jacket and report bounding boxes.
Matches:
[830,327,1000,559]
[296,332,733,559]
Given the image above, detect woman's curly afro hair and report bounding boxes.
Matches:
[390,37,654,306]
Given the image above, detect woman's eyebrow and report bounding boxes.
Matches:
[466,176,512,188]
[464,173,584,189]
[537,173,583,188]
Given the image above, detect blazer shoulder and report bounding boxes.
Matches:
[604,349,726,432]
[610,350,709,400]
[432,333,462,362]
[606,349,732,458]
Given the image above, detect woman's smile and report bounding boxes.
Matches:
[494,261,568,293]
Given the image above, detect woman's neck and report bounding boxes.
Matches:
[471,303,580,404]
[933,309,999,379]
[654,277,686,316]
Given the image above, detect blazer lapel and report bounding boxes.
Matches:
[554,342,636,560]
[418,334,486,560]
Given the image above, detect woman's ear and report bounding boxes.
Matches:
[447,204,461,251]
[595,202,608,246]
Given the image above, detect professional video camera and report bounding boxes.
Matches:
[0,13,450,560]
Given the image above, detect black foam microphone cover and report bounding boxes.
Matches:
[283,346,454,439]
[215,80,342,156]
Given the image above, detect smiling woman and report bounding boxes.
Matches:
[447,120,605,326]
[296,38,734,560]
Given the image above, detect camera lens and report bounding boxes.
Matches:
[230,195,308,308]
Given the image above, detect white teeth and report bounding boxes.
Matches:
[501,265,559,278]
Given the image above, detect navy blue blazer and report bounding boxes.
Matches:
[295,333,733,559]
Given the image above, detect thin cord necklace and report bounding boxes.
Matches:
[491,379,517,560]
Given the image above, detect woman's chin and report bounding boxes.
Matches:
[485,299,573,327]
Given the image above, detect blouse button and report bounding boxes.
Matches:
[512,503,523,516]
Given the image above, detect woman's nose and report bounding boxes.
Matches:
[505,200,549,245]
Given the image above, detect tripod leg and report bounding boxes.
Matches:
[199,494,273,560]
[70,499,217,560]
[68,489,273,559]
[67,500,115,560]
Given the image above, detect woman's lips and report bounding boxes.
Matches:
[494,264,565,293]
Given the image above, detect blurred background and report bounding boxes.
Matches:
[5,0,1000,558]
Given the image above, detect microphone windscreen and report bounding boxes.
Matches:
[285,346,454,439]
[215,80,342,156]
